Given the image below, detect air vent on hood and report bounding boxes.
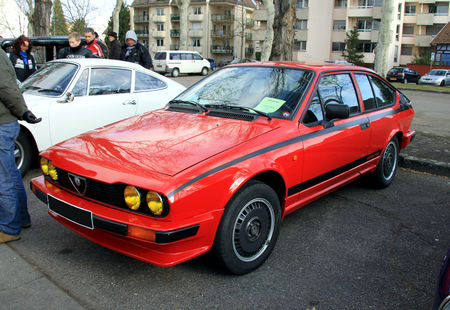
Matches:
[206,110,257,121]
[166,106,202,114]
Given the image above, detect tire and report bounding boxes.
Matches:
[440,80,445,87]
[403,78,408,84]
[372,136,399,188]
[15,131,33,176]
[201,67,208,76]
[213,180,281,274]
[171,68,179,77]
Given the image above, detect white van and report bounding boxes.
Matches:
[153,50,211,77]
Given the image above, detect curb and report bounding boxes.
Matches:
[395,87,450,95]
[399,153,450,177]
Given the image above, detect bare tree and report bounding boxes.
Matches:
[33,0,52,36]
[261,0,274,61]
[15,0,34,35]
[374,0,396,77]
[175,0,191,50]
[62,0,96,28]
[0,10,28,36]
[112,0,123,34]
[270,0,296,61]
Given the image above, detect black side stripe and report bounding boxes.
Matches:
[287,149,382,196]
[167,106,409,199]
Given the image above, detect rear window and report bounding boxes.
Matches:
[154,52,166,60]
[388,68,404,74]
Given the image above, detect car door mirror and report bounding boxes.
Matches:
[325,103,350,120]
[57,92,74,103]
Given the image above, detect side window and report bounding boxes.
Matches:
[317,73,360,115]
[303,91,324,125]
[89,68,131,96]
[354,74,376,111]
[193,53,202,60]
[71,69,88,97]
[135,72,167,91]
[368,76,395,108]
[181,53,193,60]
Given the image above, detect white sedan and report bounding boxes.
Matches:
[17,58,186,175]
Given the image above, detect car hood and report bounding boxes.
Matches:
[22,92,57,108]
[421,75,444,80]
[52,110,276,176]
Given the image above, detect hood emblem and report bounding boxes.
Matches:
[68,173,87,195]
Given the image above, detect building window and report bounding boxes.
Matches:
[431,4,449,15]
[403,24,414,36]
[335,0,347,8]
[426,24,445,36]
[372,19,380,30]
[157,23,164,31]
[156,8,164,16]
[332,42,346,52]
[294,40,307,51]
[358,41,376,53]
[193,7,202,15]
[401,44,413,56]
[297,0,308,9]
[358,0,374,8]
[193,39,201,47]
[333,20,346,30]
[394,46,398,62]
[357,19,372,32]
[296,19,307,30]
[396,24,400,41]
[157,39,164,47]
[405,3,416,15]
[398,3,402,19]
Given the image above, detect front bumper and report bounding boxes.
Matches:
[30,176,220,266]
[419,79,442,86]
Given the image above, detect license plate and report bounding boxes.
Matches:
[48,195,93,229]
[391,77,397,81]
[157,65,162,68]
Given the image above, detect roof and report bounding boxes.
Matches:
[48,58,150,71]
[431,21,450,45]
[225,61,374,73]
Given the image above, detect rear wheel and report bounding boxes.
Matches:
[201,67,208,76]
[403,78,408,84]
[171,68,179,77]
[371,136,399,188]
[213,180,281,274]
[15,131,33,176]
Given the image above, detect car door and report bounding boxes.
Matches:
[299,73,371,197]
[49,67,137,146]
[180,52,194,73]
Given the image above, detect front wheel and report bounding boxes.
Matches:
[371,136,399,188]
[213,180,281,274]
[440,80,445,87]
[201,67,208,76]
[15,131,33,176]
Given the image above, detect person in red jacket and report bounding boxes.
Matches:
[83,27,104,58]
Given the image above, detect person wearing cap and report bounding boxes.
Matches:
[108,32,121,60]
[120,30,152,69]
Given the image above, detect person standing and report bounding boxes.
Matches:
[7,35,37,83]
[94,32,109,58]
[57,32,94,59]
[120,30,152,69]
[83,27,105,58]
[0,48,41,243]
[107,32,121,60]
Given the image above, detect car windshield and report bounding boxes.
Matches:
[21,62,78,97]
[389,68,403,74]
[175,66,313,119]
[428,70,446,76]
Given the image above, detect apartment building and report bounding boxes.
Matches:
[131,0,450,68]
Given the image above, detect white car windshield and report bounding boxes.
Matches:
[21,62,78,97]
[175,66,313,119]
[428,70,446,76]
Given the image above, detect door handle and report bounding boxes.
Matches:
[122,100,136,105]
[360,122,370,130]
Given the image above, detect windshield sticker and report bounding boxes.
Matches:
[254,97,286,114]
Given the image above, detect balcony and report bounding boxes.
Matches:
[211,45,233,54]
[245,47,254,55]
[135,30,149,37]
[371,30,379,42]
[211,30,234,38]
[171,14,180,22]
[189,14,204,22]
[372,6,382,19]
[401,35,416,45]
[403,14,417,24]
[253,9,267,21]
[294,30,308,41]
[188,29,203,37]
[296,8,309,19]
[211,14,234,23]
[134,16,149,23]
[417,13,434,25]
[415,35,433,46]
[348,6,373,17]
[151,15,167,22]
[171,29,180,37]
[419,0,435,3]
[152,30,166,37]
[253,29,266,41]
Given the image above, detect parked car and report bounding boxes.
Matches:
[16,58,186,175]
[153,50,211,77]
[228,58,256,65]
[206,57,217,70]
[433,249,450,310]
[386,67,421,84]
[31,62,415,274]
[418,69,450,86]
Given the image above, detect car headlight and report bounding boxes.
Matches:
[40,157,49,175]
[48,162,58,181]
[146,191,163,216]
[124,186,141,210]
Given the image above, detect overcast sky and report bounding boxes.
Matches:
[87,0,133,36]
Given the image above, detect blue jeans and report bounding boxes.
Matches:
[0,122,30,235]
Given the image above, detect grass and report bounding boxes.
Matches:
[390,82,450,93]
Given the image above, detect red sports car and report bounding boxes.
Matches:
[31,62,415,274]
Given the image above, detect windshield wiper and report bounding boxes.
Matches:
[37,88,63,94]
[205,104,272,121]
[168,99,208,112]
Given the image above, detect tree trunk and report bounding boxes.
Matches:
[261,0,275,61]
[32,0,52,36]
[113,0,123,34]
[176,0,191,50]
[270,0,296,61]
[374,0,396,77]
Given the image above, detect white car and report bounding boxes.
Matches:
[418,69,450,86]
[17,58,186,175]
[153,50,211,77]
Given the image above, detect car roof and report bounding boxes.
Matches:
[47,58,149,71]
[226,61,374,74]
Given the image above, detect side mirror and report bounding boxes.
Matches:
[325,103,349,120]
[57,92,74,103]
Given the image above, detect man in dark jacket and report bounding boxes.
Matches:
[57,32,94,59]
[0,48,41,243]
[107,32,121,60]
[84,27,105,58]
[120,30,152,69]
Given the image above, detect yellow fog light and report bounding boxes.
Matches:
[124,186,141,210]
[40,157,49,175]
[146,191,163,216]
[48,162,58,181]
